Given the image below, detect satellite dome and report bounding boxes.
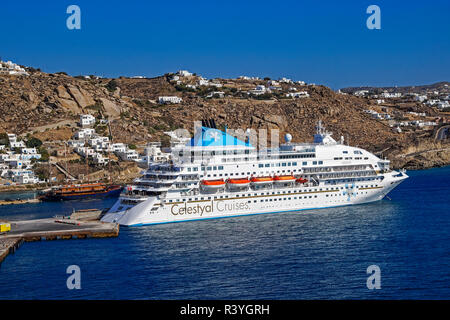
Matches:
[285,133,292,143]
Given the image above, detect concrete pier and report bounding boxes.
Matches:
[0,218,119,265]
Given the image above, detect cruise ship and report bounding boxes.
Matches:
[101,121,408,226]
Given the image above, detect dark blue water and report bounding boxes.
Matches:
[0,167,449,299]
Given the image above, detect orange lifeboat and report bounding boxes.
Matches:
[201,179,226,189]
[296,178,308,184]
[273,175,296,183]
[250,176,274,184]
[227,178,251,187]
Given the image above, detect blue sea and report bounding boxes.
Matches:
[0,167,449,299]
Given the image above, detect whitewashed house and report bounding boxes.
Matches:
[0,60,29,76]
[116,149,139,161]
[158,96,182,104]
[74,128,95,140]
[80,114,96,127]
[249,85,267,95]
[286,91,310,98]
[198,79,210,86]
[279,77,292,83]
[206,91,225,98]
[354,90,369,97]
[415,95,427,102]
[109,143,127,153]
[67,139,86,148]
[177,70,193,77]
[92,153,109,165]
[10,141,26,148]
[20,148,41,160]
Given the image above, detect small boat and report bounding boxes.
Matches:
[227,178,251,187]
[250,176,274,184]
[296,178,308,184]
[39,183,123,201]
[201,179,226,189]
[273,175,296,183]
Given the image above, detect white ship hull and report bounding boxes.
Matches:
[101,170,408,226]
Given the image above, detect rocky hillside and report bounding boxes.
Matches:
[0,71,449,170]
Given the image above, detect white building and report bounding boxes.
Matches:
[67,139,86,148]
[92,153,109,165]
[415,95,428,102]
[74,128,96,140]
[437,101,450,109]
[116,149,139,161]
[249,85,267,95]
[286,91,310,98]
[426,99,440,106]
[20,148,41,160]
[0,60,29,76]
[80,114,96,127]
[279,77,293,83]
[10,141,26,148]
[12,172,39,184]
[381,91,402,98]
[7,133,17,143]
[177,70,193,77]
[75,147,95,158]
[206,91,225,98]
[158,96,182,104]
[354,90,369,97]
[198,79,210,86]
[109,143,127,153]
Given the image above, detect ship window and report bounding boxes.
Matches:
[343,151,348,154]
[265,164,270,167]
[303,162,307,165]
[282,163,286,167]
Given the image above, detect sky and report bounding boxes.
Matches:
[0,0,449,89]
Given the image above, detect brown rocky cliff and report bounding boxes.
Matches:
[0,72,448,170]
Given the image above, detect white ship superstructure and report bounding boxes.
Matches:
[101,121,408,226]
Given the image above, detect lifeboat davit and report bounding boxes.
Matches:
[227,178,251,187]
[273,175,296,183]
[201,179,226,189]
[250,176,274,184]
[296,178,308,184]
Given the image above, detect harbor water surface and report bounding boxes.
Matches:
[0,167,449,299]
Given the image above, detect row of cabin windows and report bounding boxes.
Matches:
[166,185,379,203]
[257,154,315,160]
[258,162,298,168]
[334,157,369,160]
[205,169,299,178]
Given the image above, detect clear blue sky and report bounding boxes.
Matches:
[0,0,448,89]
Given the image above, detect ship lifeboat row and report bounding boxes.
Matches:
[201,176,308,189]
[201,179,226,189]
